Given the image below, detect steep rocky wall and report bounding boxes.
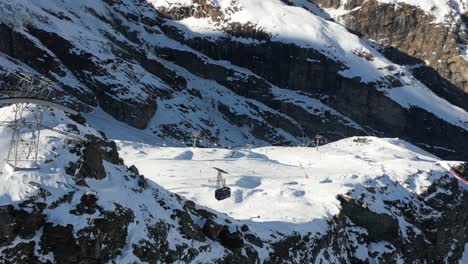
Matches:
[157,23,468,160]
[309,0,468,94]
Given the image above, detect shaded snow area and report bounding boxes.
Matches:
[461,244,468,264]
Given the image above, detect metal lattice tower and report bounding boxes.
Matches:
[5,72,53,170]
[211,167,228,188]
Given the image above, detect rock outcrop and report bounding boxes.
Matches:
[309,0,468,96]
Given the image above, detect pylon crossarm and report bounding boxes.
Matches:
[0,98,78,115]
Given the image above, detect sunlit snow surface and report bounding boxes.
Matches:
[117,136,457,231]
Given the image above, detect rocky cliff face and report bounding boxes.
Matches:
[307,0,468,105]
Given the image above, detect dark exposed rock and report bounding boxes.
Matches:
[133,221,199,263]
[76,205,134,262]
[173,209,206,241]
[266,232,322,263]
[136,174,149,190]
[217,246,260,264]
[202,219,224,240]
[0,205,45,248]
[128,165,140,175]
[81,193,98,208]
[0,241,46,264]
[240,224,249,232]
[311,0,468,93]
[155,46,274,104]
[0,205,19,247]
[49,191,75,209]
[245,233,263,248]
[40,205,134,264]
[24,27,160,129]
[337,194,400,244]
[156,0,224,21]
[410,65,468,111]
[40,224,81,264]
[66,135,123,185]
[70,193,100,215]
[184,200,218,220]
[218,226,245,249]
[453,162,468,180]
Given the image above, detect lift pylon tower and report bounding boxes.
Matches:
[211,167,231,201]
[6,103,45,170]
[4,72,54,170]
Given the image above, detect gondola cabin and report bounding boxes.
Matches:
[215,186,231,200]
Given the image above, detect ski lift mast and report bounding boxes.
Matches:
[211,167,231,200]
[1,72,79,170]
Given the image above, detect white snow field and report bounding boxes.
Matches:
[117,136,461,232]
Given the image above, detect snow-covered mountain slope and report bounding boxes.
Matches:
[0,107,466,263]
[0,0,467,160]
[0,0,467,263]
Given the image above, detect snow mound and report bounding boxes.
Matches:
[174,150,194,160]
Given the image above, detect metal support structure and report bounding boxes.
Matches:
[211,167,230,201]
[209,167,228,188]
[3,72,55,171]
[192,131,201,148]
[6,103,45,170]
[215,170,226,189]
[315,135,327,151]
